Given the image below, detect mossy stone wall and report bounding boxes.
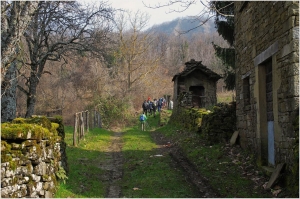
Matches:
[170,106,210,132]
[170,102,236,145]
[198,102,236,145]
[1,116,68,198]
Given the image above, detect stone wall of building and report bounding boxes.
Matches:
[235,1,299,167]
[1,117,68,198]
[184,72,218,108]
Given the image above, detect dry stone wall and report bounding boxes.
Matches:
[170,102,236,144]
[1,116,68,198]
[198,102,236,145]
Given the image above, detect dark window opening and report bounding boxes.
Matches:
[189,86,205,107]
[266,61,273,121]
[243,77,250,105]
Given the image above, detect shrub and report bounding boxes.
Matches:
[92,96,134,129]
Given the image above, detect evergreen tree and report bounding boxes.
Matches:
[210,1,235,90]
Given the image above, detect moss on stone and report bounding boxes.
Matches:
[170,106,212,132]
[51,123,59,131]
[1,140,12,152]
[2,116,67,197]
[9,160,17,171]
[1,153,12,163]
[1,123,51,140]
[28,116,52,130]
[12,118,26,124]
[198,102,236,145]
[49,116,65,139]
[11,149,22,158]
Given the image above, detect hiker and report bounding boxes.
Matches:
[142,100,149,115]
[162,97,166,108]
[148,100,153,115]
[157,98,162,112]
[139,113,147,131]
[153,99,157,117]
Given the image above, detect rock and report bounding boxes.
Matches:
[230,131,239,146]
[266,163,285,189]
[36,182,43,192]
[45,190,53,198]
[5,169,15,178]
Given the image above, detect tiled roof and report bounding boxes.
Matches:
[172,59,222,81]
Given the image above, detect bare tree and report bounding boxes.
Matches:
[111,10,162,94]
[17,1,114,118]
[144,0,236,90]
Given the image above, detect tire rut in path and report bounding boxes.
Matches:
[105,132,123,198]
[151,132,220,198]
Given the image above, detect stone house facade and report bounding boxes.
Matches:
[172,59,221,108]
[235,2,299,168]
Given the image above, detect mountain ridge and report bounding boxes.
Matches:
[147,16,217,37]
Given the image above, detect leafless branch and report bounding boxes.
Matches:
[143,0,197,13]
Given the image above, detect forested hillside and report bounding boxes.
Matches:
[3,2,228,126]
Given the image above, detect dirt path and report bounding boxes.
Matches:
[104,132,124,198]
[151,132,220,198]
[102,131,220,198]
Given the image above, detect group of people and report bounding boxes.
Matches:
[142,97,165,117]
[139,97,166,131]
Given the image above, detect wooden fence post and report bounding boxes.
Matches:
[86,110,89,132]
[97,112,101,128]
[94,110,96,128]
[80,112,84,138]
[78,112,81,143]
[73,113,77,146]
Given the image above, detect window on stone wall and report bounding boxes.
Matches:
[243,76,250,105]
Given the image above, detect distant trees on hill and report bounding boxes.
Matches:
[2,1,228,124]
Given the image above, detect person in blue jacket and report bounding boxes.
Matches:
[139,113,147,131]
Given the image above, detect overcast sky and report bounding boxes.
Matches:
[83,0,206,28]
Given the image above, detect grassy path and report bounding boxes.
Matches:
[55,127,112,197]
[55,110,273,198]
[55,113,201,198]
[120,117,200,197]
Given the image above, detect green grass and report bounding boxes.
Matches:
[157,122,271,198]
[55,127,113,198]
[121,119,199,197]
[56,112,200,198]
[217,91,235,103]
[55,109,271,198]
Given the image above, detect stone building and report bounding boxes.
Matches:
[235,2,299,168]
[172,59,221,108]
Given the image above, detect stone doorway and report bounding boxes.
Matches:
[258,58,275,167]
[265,60,275,166]
[189,86,205,108]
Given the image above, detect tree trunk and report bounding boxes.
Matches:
[1,61,17,122]
[25,72,39,118]
[127,62,131,90]
[1,1,38,81]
